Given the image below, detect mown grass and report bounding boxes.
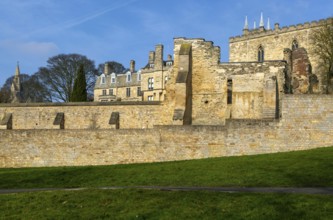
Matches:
[1,147,333,219]
[0,146,333,189]
[1,189,333,219]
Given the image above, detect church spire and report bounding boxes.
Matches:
[15,61,20,76]
[10,62,22,103]
[244,16,249,30]
[259,12,264,27]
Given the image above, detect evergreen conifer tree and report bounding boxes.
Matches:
[70,64,87,102]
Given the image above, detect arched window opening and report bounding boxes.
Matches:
[292,40,299,50]
[258,46,264,62]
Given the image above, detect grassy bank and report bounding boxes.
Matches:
[1,147,333,219]
[0,146,333,188]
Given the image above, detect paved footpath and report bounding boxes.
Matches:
[1,186,333,195]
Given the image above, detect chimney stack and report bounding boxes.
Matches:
[130,60,135,73]
[149,51,155,65]
[154,44,164,70]
[104,62,109,74]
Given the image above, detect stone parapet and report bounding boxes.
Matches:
[230,17,333,43]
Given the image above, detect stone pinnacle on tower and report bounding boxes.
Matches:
[267,17,271,30]
[254,21,256,29]
[259,12,264,27]
[244,16,249,30]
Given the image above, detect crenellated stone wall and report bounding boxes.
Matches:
[229,17,333,93]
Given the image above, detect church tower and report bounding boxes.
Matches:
[10,62,22,103]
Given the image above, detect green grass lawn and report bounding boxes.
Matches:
[1,147,333,219]
[1,189,333,219]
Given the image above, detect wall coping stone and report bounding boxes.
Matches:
[0,101,161,108]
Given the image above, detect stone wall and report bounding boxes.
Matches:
[290,48,318,94]
[0,102,171,130]
[217,62,285,119]
[229,17,333,93]
[0,95,332,168]
[172,38,285,125]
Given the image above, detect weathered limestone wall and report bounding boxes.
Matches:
[0,129,161,167]
[0,95,332,168]
[291,48,317,94]
[229,27,317,62]
[227,95,333,154]
[175,38,224,125]
[278,95,333,148]
[172,38,285,125]
[217,62,285,119]
[229,18,333,92]
[0,102,172,130]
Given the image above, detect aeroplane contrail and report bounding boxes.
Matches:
[23,0,138,38]
[62,0,138,29]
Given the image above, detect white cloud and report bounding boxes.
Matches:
[0,40,59,56]
[19,41,59,55]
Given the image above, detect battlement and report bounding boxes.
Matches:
[230,17,333,43]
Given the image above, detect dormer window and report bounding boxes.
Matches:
[100,74,106,84]
[166,61,173,66]
[292,40,299,50]
[258,45,264,62]
[126,71,131,83]
[149,63,154,68]
[111,73,116,84]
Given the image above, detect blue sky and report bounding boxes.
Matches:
[0,0,332,86]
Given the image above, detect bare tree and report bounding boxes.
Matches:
[0,87,11,103]
[97,61,126,75]
[36,54,97,102]
[0,74,51,103]
[311,18,333,93]
[22,74,52,102]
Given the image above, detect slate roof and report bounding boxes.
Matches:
[95,72,141,89]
